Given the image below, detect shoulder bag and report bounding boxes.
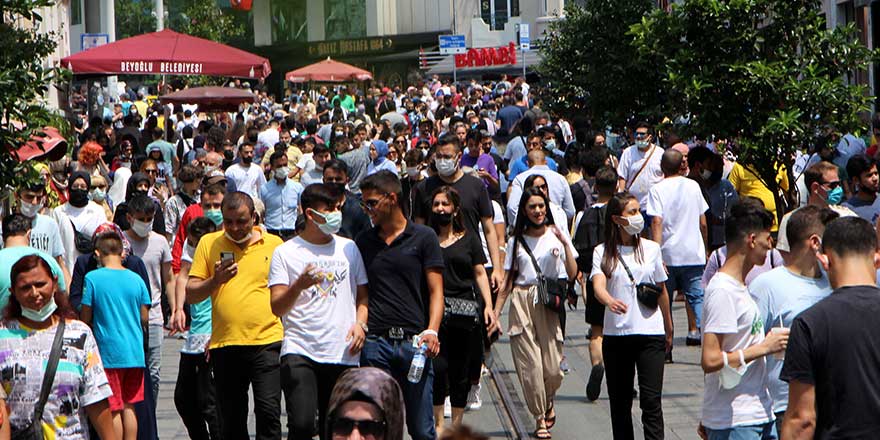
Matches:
[443,295,480,331]
[518,236,566,313]
[617,254,664,310]
[12,318,66,440]
[69,219,94,254]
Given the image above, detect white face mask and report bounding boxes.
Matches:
[19,200,42,218]
[274,167,289,181]
[621,213,644,236]
[435,158,457,177]
[21,297,57,322]
[131,219,153,238]
[225,231,253,245]
[406,166,419,178]
[700,169,712,180]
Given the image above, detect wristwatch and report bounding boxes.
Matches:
[357,320,369,333]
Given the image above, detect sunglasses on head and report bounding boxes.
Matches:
[331,418,386,438]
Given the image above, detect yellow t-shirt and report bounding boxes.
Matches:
[727,162,789,231]
[189,228,283,349]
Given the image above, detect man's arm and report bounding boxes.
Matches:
[699,214,709,255]
[782,380,816,440]
[419,268,444,357]
[80,305,93,326]
[269,263,321,317]
[651,215,664,244]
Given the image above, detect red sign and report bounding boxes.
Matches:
[454,42,517,69]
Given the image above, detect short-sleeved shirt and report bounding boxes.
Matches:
[727,163,789,231]
[189,228,283,349]
[355,222,444,335]
[503,230,577,286]
[0,319,112,440]
[842,195,880,224]
[0,248,66,311]
[181,243,211,354]
[29,214,64,258]
[412,174,493,238]
[225,163,267,200]
[701,272,773,429]
[646,176,709,266]
[441,232,487,300]
[589,241,667,335]
[781,285,880,438]
[496,105,524,134]
[268,235,368,365]
[617,144,664,207]
[82,268,151,368]
[124,231,172,327]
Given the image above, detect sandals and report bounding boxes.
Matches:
[534,428,552,439]
[544,403,556,430]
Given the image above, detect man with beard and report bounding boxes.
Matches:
[842,154,880,223]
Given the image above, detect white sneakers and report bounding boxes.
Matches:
[466,382,482,410]
[444,397,452,418]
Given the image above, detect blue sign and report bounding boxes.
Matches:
[439,34,467,55]
[519,24,530,51]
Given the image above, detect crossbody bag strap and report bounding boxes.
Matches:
[34,318,65,425]
[616,254,637,286]
[516,236,544,278]
[625,145,657,190]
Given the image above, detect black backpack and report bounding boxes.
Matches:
[573,204,608,273]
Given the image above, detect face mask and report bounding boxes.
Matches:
[709,170,723,184]
[545,140,556,151]
[635,140,650,150]
[406,166,419,178]
[204,165,218,174]
[19,200,42,218]
[90,188,106,203]
[131,219,152,238]
[311,209,342,235]
[700,169,712,180]
[69,188,89,207]
[595,142,607,149]
[334,131,344,137]
[205,208,223,226]
[225,231,253,245]
[274,167,289,181]
[826,185,844,205]
[241,156,253,165]
[223,150,234,161]
[432,212,453,226]
[435,158,458,177]
[21,297,57,322]
[621,213,644,235]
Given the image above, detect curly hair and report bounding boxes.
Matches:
[77,141,104,166]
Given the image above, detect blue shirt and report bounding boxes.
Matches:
[502,136,527,164]
[507,155,557,182]
[366,159,399,177]
[82,268,151,368]
[260,178,304,230]
[0,248,66,311]
[749,266,832,413]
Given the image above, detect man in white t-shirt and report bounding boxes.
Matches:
[268,183,368,440]
[647,149,708,347]
[699,199,787,439]
[617,122,663,214]
[255,118,281,163]
[224,142,266,200]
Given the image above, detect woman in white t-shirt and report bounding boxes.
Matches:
[590,191,673,440]
[494,187,577,440]
[51,172,108,274]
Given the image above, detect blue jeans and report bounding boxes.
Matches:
[666,265,704,330]
[706,422,776,440]
[360,336,436,440]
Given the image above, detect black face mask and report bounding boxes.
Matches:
[69,188,89,207]
[131,189,148,199]
[431,212,453,227]
[224,150,234,160]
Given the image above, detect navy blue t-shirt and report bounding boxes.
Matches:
[496,105,524,133]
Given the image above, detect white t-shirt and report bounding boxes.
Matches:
[589,240,667,335]
[268,235,368,365]
[646,176,708,266]
[701,272,774,430]
[479,200,505,268]
[617,144,664,206]
[225,163,267,200]
[256,128,280,156]
[124,231,172,327]
[52,202,106,273]
[503,230,577,286]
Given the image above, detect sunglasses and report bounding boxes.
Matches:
[360,194,388,211]
[634,132,649,139]
[144,169,159,175]
[331,418,386,438]
[821,180,841,190]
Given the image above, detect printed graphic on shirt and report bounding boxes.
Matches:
[308,261,348,299]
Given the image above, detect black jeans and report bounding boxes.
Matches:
[175,353,223,440]
[280,354,351,440]
[603,335,666,440]
[210,342,282,440]
[434,326,476,408]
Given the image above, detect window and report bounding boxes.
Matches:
[480,0,520,31]
[70,0,82,26]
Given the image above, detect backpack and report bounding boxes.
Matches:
[573,203,608,273]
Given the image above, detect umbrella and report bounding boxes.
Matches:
[160,86,257,112]
[285,57,373,83]
[61,29,271,79]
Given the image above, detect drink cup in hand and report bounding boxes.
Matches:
[770,327,790,360]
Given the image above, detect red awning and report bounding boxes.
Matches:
[60,29,271,79]
[285,57,373,83]
[160,86,257,112]
[11,126,68,162]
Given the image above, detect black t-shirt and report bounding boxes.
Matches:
[411,174,493,238]
[339,191,372,240]
[355,222,445,335]
[441,232,487,300]
[780,285,880,439]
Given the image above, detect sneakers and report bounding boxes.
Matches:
[560,356,571,374]
[665,349,674,364]
[444,397,452,418]
[585,363,604,401]
[686,330,702,346]
[466,383,482,411]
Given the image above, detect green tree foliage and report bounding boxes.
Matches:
[631,0,876,204]
[538,0,663,128]
[116,0,157,40]
[0,0,68,190]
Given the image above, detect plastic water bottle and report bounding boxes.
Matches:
[407,340,428,383]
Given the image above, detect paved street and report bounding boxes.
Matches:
[155,300,702,439]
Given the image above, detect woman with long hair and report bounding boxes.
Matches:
[427,186,495,435]
[0,254,116,439]
[590,191,673,440]
[494,187,577,440]
[72,141,111,183]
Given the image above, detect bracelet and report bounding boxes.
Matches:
[357,320,369,333]
[420,329,438,338]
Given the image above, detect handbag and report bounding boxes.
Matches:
[518,237,566,313]
[12,318,66,440]
[69,219,94,254]
[443,296,480,330]
[617,255,663,310]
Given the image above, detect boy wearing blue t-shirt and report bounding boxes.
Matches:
[81,232,151,440]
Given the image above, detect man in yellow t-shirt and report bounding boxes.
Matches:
[727,162,789,231]
[187,191,283,440]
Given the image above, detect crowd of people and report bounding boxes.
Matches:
[2,72,880,440]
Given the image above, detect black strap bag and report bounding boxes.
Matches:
[617,255,663,310]
[518,237,566,313]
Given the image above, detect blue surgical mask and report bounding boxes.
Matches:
[826,185,844,205]
[311,209,342,235]
[205,209,223,226]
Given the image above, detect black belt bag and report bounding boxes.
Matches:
[618,255,663,310]
[443,296,480,330]
[519,237,566,313]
